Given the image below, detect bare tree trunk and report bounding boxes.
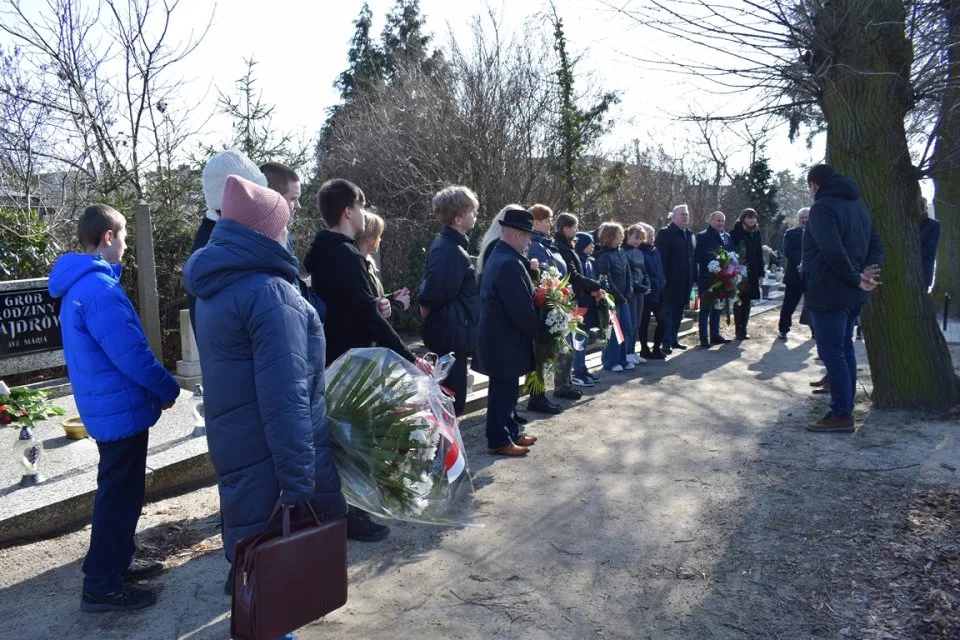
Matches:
[816,0,960,410]
[932,0,960,317]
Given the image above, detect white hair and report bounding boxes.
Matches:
[797,207,810,219]
[672,204,689,218]
[478,205,521,273]
[708,210,725,222]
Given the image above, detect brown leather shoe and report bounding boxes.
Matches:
[514,434,538,446]
[809,376,828,387]
[807,412,855,433]
[487,443,530,456]
[812,386,831,394]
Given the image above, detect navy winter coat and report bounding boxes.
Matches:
[48,255,180,442]
[694,227,734,293]
[183,220,345,561]
[419,226,480,357]
[554,231,601,301]
[919,217,941,288]
[730,222,764,300]
[639,244,666,306]
[475,241,540,379]
[802,175,885,312]
[594,246,633,305]
[527,232,568,277]
[655,222,696,305]
[623,244,651,296]
[781,226,804,289]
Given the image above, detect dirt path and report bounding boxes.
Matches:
[1,312,958,639]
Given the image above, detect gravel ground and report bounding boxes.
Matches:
[1,312,958,640]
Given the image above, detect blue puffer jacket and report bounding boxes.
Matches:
[639,244,666,306]
[48,254,179,442]
[183,220,345,561]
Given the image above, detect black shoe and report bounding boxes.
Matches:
[710,337,731,345]
[347,509,390,542]
[855,329,863,341]
[649,349,666,360]
[661,346,672,356]
[777,330,788,340]
[122,558,164,582]
[672,343,688,351]
[699,341,710,348]
[81,585,157,613]
[513,411,529,425]
[553,388,582,400]
[224,568,233,596]
[527,397,562,414]
[638,348,653,359]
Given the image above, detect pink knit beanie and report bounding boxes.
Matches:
[220,175,290,242]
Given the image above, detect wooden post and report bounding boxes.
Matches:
[135,203,163,359]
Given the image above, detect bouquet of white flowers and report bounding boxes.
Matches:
[325,348,479,526]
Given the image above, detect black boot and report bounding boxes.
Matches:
[527,395,562,414]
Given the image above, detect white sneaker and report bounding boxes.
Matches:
[624,362,636,370]
[634,356,647,364]
[610,364,624,372]
[626,354,639,364]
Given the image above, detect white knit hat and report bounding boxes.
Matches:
[202,150,267,219]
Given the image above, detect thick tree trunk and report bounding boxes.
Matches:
[815,0,960,410]
[932,0,960,317]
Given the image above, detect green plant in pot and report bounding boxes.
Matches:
[1,381,67,487]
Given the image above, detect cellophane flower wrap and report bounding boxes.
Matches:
[525,265,587,395]
[702,248,748,324]
[325,348,479,527]
[594,291,617,347]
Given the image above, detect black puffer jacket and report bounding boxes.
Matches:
[553,230,601,299]
[730,221,764,301]
[418,226,480,356]
[594,245,633,304]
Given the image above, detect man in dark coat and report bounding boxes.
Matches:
[778,207,810,339]
[655,204,696,354]
[477,207,541,457]
[694,211,734,347]
[419,186,481,416]
[304,178,415,543]
[919,211,941,291]
[802,164,883,433]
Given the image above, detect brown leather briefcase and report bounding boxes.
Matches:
[231,501,347,640]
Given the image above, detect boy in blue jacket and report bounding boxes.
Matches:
[49,205,180,613]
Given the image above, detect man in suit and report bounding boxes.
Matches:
[694,211,733,347]
[655,204,696,355]
[803,164,883,433]
[477,207,541,457]
[778,207,810,340]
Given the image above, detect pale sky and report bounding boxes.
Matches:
[3,0,825,175]
[177,0,823,175]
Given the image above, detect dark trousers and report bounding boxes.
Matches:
[441,352,470,416]
[626,295,644,355]
[698,305,722,342]
[778,285,804,334]
[661,297,686,349]
[638,300,665,352]
[486,376,521,449]
[82,429,149,595]
[734,295,753,337]
[810,306,860,417]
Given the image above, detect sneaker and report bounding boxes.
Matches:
[623,362,636,371]
[347,509,390,542]
[634,355,647,364]
[807,412,855,433]
[81,585,157,613]
[587,372,602,382]
[571,376,594,387]
[609,364,624,372]
[554,388,583,400]
[626,354,640,364]
[777,331,788,340]
[123,558,164,582]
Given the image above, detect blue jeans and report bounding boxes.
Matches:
[602,302,632,369]
[698,305,721,343]
[627,295,644,355]
[661,298,686,349]
[810,306,860,417]
[82,430,149,595]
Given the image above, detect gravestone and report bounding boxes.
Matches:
[173,309,202,390]
[0,278,65,376]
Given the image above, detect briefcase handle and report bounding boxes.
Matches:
[238,499,328,583]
